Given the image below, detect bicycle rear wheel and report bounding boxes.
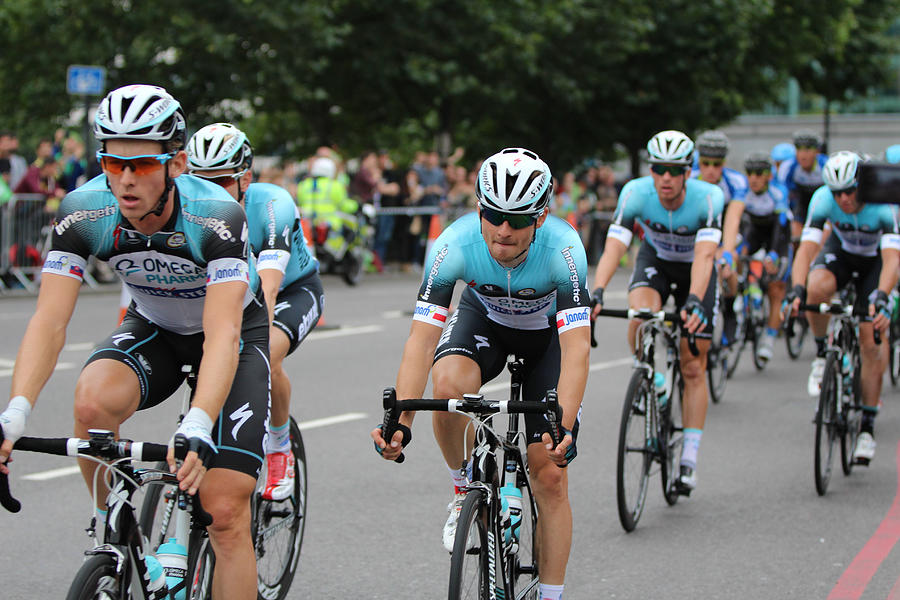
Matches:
[661,370,684,506]
[616,370,653,532]
[448,490,492,600]
[841,351,863,476]
[814,355,839,496]
[65,554,127,600]
[751,297,770,371]
[786,315,808,359]
[707,340,728,403]
[186,534,215,600]
[255,416,307,600]
[890,320,900,386]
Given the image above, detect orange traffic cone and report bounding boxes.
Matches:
[300,217,315,252]
[423,213,443,268]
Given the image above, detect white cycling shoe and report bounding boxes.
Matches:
[442,491,467,552]
[854,432,876,465]
[807,357,826,397]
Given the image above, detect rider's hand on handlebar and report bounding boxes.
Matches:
[680,294,708,335]
[541,429,576,467]
[590,287,604,319]
[869,289,892,334]
[0,397,31,475]
[371,423,411,461]
[167,408,217,495]
[782,284,806,320]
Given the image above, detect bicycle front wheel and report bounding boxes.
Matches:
[616,370,653,532]
[255,417,307,600]
[751,298,770,371]
[65,554,127,600]
[786,315,808,360]
[506,472,539,600]
[815,355,840,496]
[661,370,684,506]
[448,490,492,600]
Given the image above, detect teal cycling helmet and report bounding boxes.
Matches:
[885,144,900,164]
[771,142,795,163]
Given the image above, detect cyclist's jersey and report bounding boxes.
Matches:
[802,186,900,257]
[690,166,748,205]
[607,176,724,262]
[743,182,791,226]
[44,174,260,335]
[413,212,590,332]
[244,182,318,289]
[777,155,828,191]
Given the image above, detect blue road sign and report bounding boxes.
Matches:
[67,65,106,96]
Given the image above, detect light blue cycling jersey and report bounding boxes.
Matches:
[44,174,260,335]
[776,155,828,192]
[743,181,791,220]
[802,186,900,256]
[690,166,748,205]
[413,212,591,332]
[606,177,724,262]
[244,182,318,289]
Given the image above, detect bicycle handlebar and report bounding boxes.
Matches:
[797,302,882,344]
[381,387,562,464]
[596,308,700,356]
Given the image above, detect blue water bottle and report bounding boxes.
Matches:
[157,538,188,600]
[144,554,168,599]
[500,482,522,552]
[654,372,668,408]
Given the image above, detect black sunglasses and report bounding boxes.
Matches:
[833,186,857,197]
[746,169,770,176]
[480,206,538,229]
[650,164,687,177]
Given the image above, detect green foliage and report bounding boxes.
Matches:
[0,0,897,170]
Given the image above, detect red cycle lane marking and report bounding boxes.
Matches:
[829,441,900,600]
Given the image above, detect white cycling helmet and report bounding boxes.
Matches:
[309,157,336,179]
[94,84,186,149]
[187,123,253,173]
[822,151,860,191]
[695,130,730,159]
[647,130,694,165]
[476,147,553,215]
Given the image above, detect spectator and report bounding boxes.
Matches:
[33,138,54,168]
[445,165,476,215]
[373,150,403,267]
[587,165,619,263]
[414,151,447,207]
[401,167,425,269]
[0,132,28,190]
[14,155,64,211]
[59,136,87,192]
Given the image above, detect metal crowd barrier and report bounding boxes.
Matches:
[0,193,100,294]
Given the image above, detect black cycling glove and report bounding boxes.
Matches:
[681,294,707,329]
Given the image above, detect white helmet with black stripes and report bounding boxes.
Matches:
[476,147,553,215]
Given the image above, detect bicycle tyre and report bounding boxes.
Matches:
[707,340,728,404]
[255,416,307,600]
[840,350,863,476]
[616,370,653,532]
[725,303,747,379]
[341,248,363,286]
[138,464,178,551]
[448,490,491,600]
[661,370,684,506]
[65,553,128,600]
[786,315,808,360]
[751,297,770,371]
[186,533,215,600]
[814,355,839,496]
[890,320,900,386]
[506,467,539,600]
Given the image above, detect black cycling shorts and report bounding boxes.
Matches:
[628,243,719,339]
[85,301,271,479]
[790,185,818,223]
[272,272,325,355]
[810,236,881,321]
[433,288,582,446]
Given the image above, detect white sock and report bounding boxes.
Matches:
[448,464,468,492]
[681,428,703,469]
[266,420,291,453]
[95,507,107,529]
[539,583,564,600]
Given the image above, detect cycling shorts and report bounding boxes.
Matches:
[790,186,818,223]
[85,303,270,479]
[811,236,881,322]
[272,272,325,355]
[433,288,582,446]
[741,220,791,282]
[629,243,719,339]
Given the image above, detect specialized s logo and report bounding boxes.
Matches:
[230,403,253,439]
[274,301,291,315]
[112,332,136,346]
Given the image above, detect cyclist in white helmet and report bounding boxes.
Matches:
[592,130,724,494]
[188,123,323,502]
[1,85,270,599]
[785,151,900,465]
[372,148,590,600]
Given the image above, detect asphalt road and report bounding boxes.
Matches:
[2,268,900,599]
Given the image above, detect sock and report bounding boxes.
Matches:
[266,420,291,453]
[766,327,778,337]
[815,336,827,357]
[539,583,564,600]
[448,464,468,492]
[94,507,107,529]
[861,406,878,435]
[681,428,703,469]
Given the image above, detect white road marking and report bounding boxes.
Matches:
[64,343,96,352]
[19,411,369,481]
[306,324,383,340]
[478,356,633,394]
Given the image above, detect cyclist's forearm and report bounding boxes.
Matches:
[395,322,442,425]
[721,202,745,253]
[791,241,818,288]
[878,248,900,293]
[10,313,66,404]
[193,324,241,418]
[557,329,590,430]
[258,269,283,326]
[688,243,716,298]
[593,238,627,291]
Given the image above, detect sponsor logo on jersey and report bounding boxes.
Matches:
[135,353,152,375]
[556,307,591,333]
[560,246,582,304]
[413,300,449,326]
[517,288,536,296]
[266,200,277,246]
[167,232,186,248]
[181,208,236,242]
[421,245,449,301]
[44,255,69,271]
[128,282,206,299]
[480,284,502,294]
[230,402,253,439]
[54,206,117,235]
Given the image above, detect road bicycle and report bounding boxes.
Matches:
[888,290,900,386]
[597,308,690,531]
[381,356,563,600]
[727,251,778,375]
[800,290,872,496]
[0,427,214,600]
[140,367,307,600]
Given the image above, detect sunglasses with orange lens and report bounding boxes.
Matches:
[97,152,174,176]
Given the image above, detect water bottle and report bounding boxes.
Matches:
[500,482,522,553]
[749,283,763,310]
[144,554,168,599]
[841,354,852,392]
[654,372,668,408]
[157,538,188,600]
